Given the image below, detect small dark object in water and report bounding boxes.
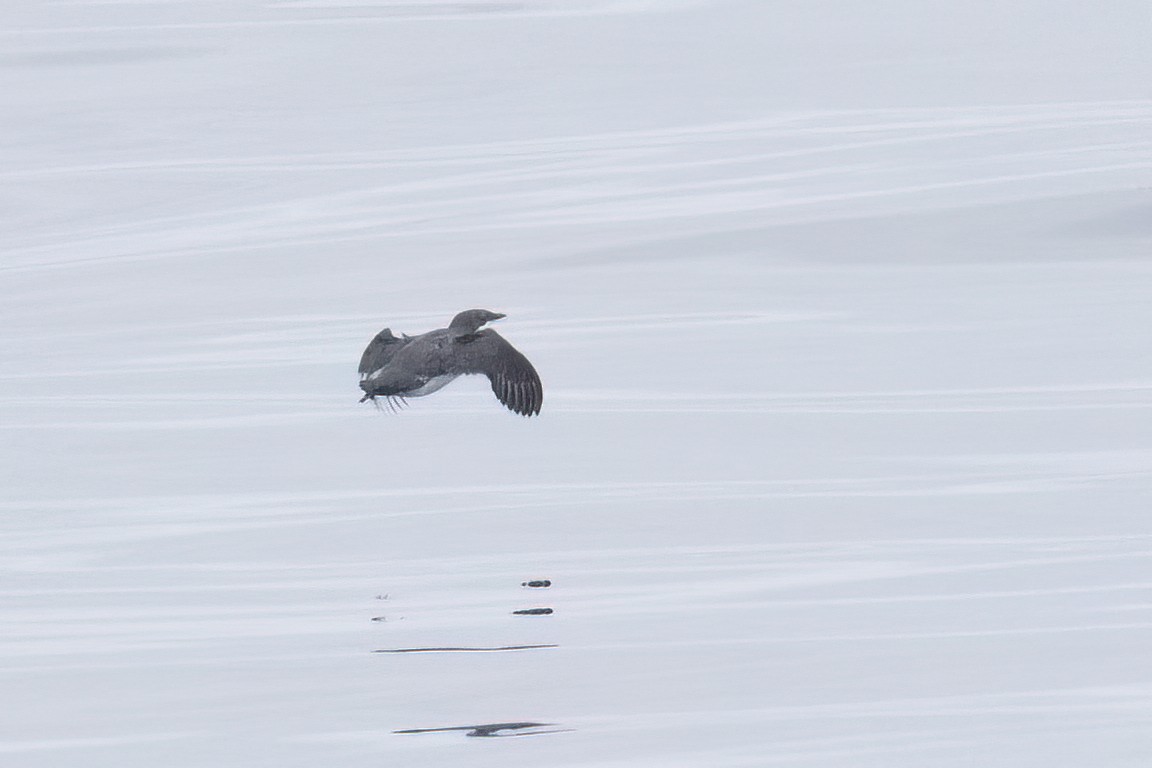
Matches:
[373,644,557,654]
[358,309,543,416]
[512,607,553,616]
[521,579,552,588]
[395,722,564,738]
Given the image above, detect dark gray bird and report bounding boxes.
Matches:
[358,309,542,417]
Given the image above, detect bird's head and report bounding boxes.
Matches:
[448,309,506,334]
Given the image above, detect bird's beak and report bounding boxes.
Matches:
[492,313,506,321]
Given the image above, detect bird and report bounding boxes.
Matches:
[358,309,542,417]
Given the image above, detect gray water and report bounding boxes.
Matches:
[3,1,1152,765]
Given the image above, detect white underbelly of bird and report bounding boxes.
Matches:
[403,374,459,397]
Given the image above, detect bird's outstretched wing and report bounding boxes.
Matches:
[359,328,409,379]
[452,330,542,416]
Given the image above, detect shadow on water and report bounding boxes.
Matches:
[395,722,571,738]
[373,643,557,653]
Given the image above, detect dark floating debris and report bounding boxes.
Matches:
[521,579,552,588]
[512,607,554,616]
[370,616,386,622]
[373,644,558,654]
[395,722,566,738]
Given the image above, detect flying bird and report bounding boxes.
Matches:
[358,309,542,417]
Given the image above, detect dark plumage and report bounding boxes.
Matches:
[358,309,543,417]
